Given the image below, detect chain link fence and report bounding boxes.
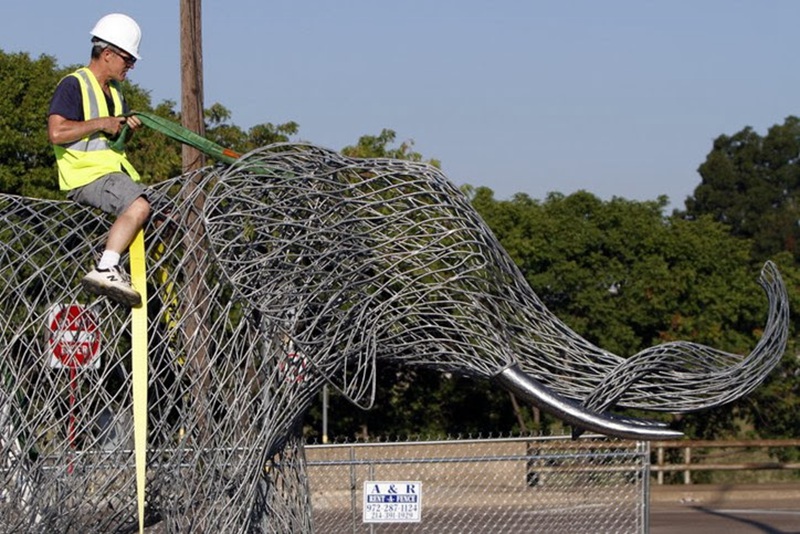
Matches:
[305,434,649,533]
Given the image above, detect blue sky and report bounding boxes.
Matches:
[3,1,798,208]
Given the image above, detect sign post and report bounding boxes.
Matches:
[46,304,101,473]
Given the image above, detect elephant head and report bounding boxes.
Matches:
[0,143,787,532]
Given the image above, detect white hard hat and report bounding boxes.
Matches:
[90,13,142,59]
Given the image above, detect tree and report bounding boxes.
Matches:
[471,190,759,352]
[342,128,440,167]
[468,188,799,438]
[681,117,800,439]
[0,51,65,198]
[684,116,800,261]
[304,366,522,440]
[202,102,299,155]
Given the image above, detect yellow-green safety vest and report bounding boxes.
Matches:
[53,67,141,191]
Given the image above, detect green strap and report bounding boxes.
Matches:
[110,111,241,165]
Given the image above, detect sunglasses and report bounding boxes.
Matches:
[108,47,137,67]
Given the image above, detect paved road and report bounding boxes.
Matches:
[650,484,800,534]
[651,502,800,533]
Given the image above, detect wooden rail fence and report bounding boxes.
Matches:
[651,439,800,485]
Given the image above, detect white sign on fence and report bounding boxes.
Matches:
[363,481,422,523]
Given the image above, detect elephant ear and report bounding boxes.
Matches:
[288,305,380,410]
[202,144,383,408]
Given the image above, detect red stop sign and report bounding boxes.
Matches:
[47,304,101,369]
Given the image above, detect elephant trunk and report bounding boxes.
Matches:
[495,364,683,440]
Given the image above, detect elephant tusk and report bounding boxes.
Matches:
[495,364,683,440]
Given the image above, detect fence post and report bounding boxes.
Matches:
[643,441,651,534]
[657,446,664,485]
[349,445,357,534]
[683,446,692,485]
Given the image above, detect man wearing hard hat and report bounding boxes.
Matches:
[48,13,149,307]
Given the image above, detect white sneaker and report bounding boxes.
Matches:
[81,266,142,307]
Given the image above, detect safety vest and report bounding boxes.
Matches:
[54,67,141,191]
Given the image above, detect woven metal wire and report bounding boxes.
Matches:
[0,143,789,532]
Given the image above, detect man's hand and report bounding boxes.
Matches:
[100,116,128,137]
[125,114,142,131]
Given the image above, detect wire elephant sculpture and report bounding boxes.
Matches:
[0,144,788,532]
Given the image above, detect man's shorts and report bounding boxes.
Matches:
[67,173,148,217]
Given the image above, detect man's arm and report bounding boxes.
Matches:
[47,114,129,145]
[47,76,143,146]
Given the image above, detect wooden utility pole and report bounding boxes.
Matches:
[178,0,211,459]
[180,0,205,171]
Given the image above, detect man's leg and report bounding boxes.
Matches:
[75,174,151,307]
[105,196,151,254]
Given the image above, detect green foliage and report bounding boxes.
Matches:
[680,117,800,439]
[203,102,300,156]
[0,50,67,198]
[685,116,800,262]
[471,190,764,356]
[465,188,799,438]
[342,128,441,168]
[305,367,520,440]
